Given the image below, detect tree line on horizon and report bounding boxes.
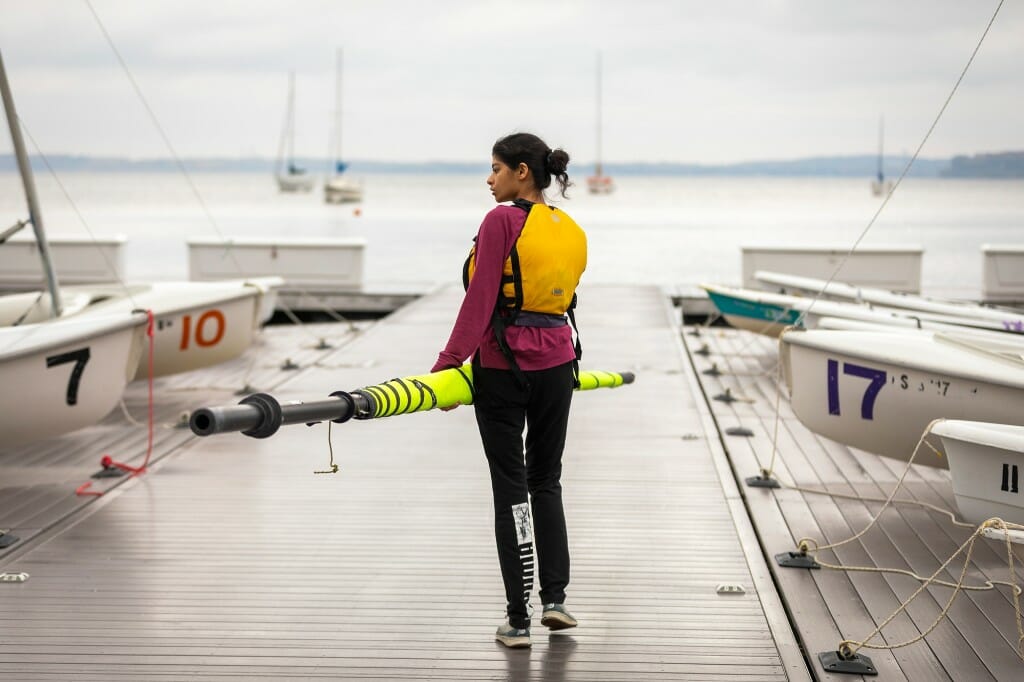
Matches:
[1,151,1022,177]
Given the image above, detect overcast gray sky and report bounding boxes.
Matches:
[0,0,1020,165]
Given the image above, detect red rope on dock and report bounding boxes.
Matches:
[75,310,156,496]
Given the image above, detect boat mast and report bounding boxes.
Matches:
[876,115,885,184]
[286,70,296,172]
[0,49,62,317]
[333,48,343,174]
[595,51,602,177]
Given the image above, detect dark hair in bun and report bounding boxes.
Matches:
[492,132,572,199]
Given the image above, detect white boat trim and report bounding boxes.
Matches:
[932,419,1024,457]
[702,283,1020,336]
[782,327,1024,389]
[754,270,1024,330]
[0,312,146,363]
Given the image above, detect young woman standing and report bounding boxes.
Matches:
[432,132,587,648]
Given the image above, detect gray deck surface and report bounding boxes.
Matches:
[0,285,802,681]
[686,325,1024,681]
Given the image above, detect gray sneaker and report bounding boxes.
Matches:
[541,603,578,630]
[495,621,531,648]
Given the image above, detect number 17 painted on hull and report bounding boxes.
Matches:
[827,359,887,420]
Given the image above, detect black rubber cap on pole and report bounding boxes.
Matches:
[238,392,283,439]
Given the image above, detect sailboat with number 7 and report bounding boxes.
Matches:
[779,327,1024,468]
[0,49,148,448]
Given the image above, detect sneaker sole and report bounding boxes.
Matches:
[496,634,531,648]
[541,612,578,630]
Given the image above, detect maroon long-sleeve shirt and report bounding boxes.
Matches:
[432,204,578,373]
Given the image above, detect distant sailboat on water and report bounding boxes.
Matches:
[870,115,893,197]
[275,70,314,193]
[586,51,614,195]
[324,48,363,204]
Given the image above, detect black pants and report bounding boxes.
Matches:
[473,360,574,629]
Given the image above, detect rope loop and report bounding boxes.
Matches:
[314,422,341,475]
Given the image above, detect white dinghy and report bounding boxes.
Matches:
[702,283,1014,338]
[755,270,1024,333]
[0,277,282,379]
[779,328,1024,468]
[0,312,147,448]
[932,419,1024,526]
[112,278,281,379]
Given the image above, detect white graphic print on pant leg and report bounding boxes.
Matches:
[512,502,535,613]
[512,502,533,545]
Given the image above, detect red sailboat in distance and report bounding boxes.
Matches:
[586,51,615,195]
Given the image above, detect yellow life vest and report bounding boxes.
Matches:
[464,201,587,318]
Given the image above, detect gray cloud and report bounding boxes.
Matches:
[0,0,1019,163]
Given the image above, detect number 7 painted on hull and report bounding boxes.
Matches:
[827,358,887,420]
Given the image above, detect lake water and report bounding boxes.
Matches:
[1,171,1022,300]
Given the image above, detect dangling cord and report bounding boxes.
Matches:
[77,310,156,495]
[314,422,340,474]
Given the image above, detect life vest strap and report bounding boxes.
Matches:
[490,309,530,388]
[567,295,582,388]
[512,311,568,328]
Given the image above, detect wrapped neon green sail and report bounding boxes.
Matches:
[351,364,634,419]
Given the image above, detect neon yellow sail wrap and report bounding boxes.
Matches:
[352,365,632,419]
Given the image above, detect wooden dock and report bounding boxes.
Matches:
[1,284,806,680]
[9,284,1021,679]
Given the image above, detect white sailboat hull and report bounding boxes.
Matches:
[88,278,281,379]
[0,278,281,380]
[754,270,1024,332]
[870,179,893,196]
[703,283,1021,338]
[0,313,147,448]
[933,420,1024,525]
[324,177,363,203]
[276,173,315,193]
[780,329,1024,468]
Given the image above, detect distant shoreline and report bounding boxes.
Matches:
[1,151,1022,178]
